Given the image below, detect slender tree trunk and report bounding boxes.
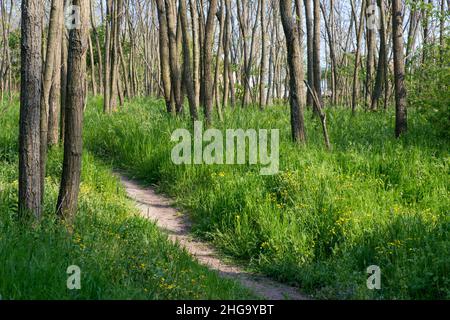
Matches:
[88,33,97,96]
[104,0,112,113]
[110,0,123,111]
[156,0,173,113]
[57,0,89,219]
[365,0,376,109]
[213,2,225,120]
[40,0,63,203]
[280,0,307,143]
[222,0,232,108]
[189,0,201,107]
[60,31,68,143]
[320,1,338,106]
[392,0,407,137]
[203,0,219,126]
[371,0,387,111]
[165,0,183,114]
[259,0,267,110]
[179,0,198,121]
[312,0,322,109]
[19,0,43,218]
[406,0,419,69]
[91,0,104,93]
[48,10,63,147]
[351,0,366,114]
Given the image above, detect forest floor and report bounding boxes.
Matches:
[84,97,449,299]
[118,173,309,300]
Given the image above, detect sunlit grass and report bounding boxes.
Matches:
[0,102,254,300]
[84,96,449,299]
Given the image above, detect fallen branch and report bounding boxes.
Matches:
[304,80,332,151]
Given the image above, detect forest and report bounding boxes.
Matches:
[0,0,449,301]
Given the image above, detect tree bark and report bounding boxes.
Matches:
[19,0,43,218]
[48,19,62,147]
[280,0,307,143]
[164,0,183,115]
[259,0,267,110]
[57,0,89,219]
[392,0,407,137]
[40,0,63,203]
[351,0,366,114]
[312,0,322,109]
[179,0,198,121]
[370,0,387,111]
[104,0,112,113]
[60,31,68,143]
[156,0,173,113]
[203,0,219,126]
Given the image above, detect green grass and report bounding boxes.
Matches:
[84,96,449,300]
[0,102,254,300]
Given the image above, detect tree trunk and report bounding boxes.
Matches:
[40,0,63,203]
[104,0,112,113]
[365,0,376,109]
[203,0,219,126]
[179,0,198,121]
[56,0,89,219]
[91,0,104,93]
[156,0,173,114]
[19,0,43,218]
[189,0,201,107]
[280,0,307,143]
[88,33,97,96]
[165,0,183,114]
[222,0,232,108]
[312,0,322,109]
[351,0,366,114]
[48,16,63,147]
[213,3,225,120]
[370,0,387,111]
[110,0,123,111]
[392,0,407,137]
[259,0,267,109]
[60,31,68,143]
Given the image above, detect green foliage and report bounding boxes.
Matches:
[0,102,253,300]
[84,97,449,300]
[407,37,450,139]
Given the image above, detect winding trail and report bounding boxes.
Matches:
[118,174,309,300]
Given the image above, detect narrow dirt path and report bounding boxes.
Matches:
[118,174,309,300]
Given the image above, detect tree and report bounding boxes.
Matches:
[19,0,43,218]
[165,0,183,114]
[351,0,366,114]
[40,0,63,202]
[203,0,219,126]
[370,0,387,111]
[156,0,173,114]
[56,0,89,219]
[303,0,314,107]
[392,0,407,137]
[104,0,112,113]
[312,0,322,108]
[259,0,267,110]
[279,0,307,143]
[179,0,198,121]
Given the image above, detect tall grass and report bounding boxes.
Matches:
[85,96,449,299]
[0,102,254,300]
